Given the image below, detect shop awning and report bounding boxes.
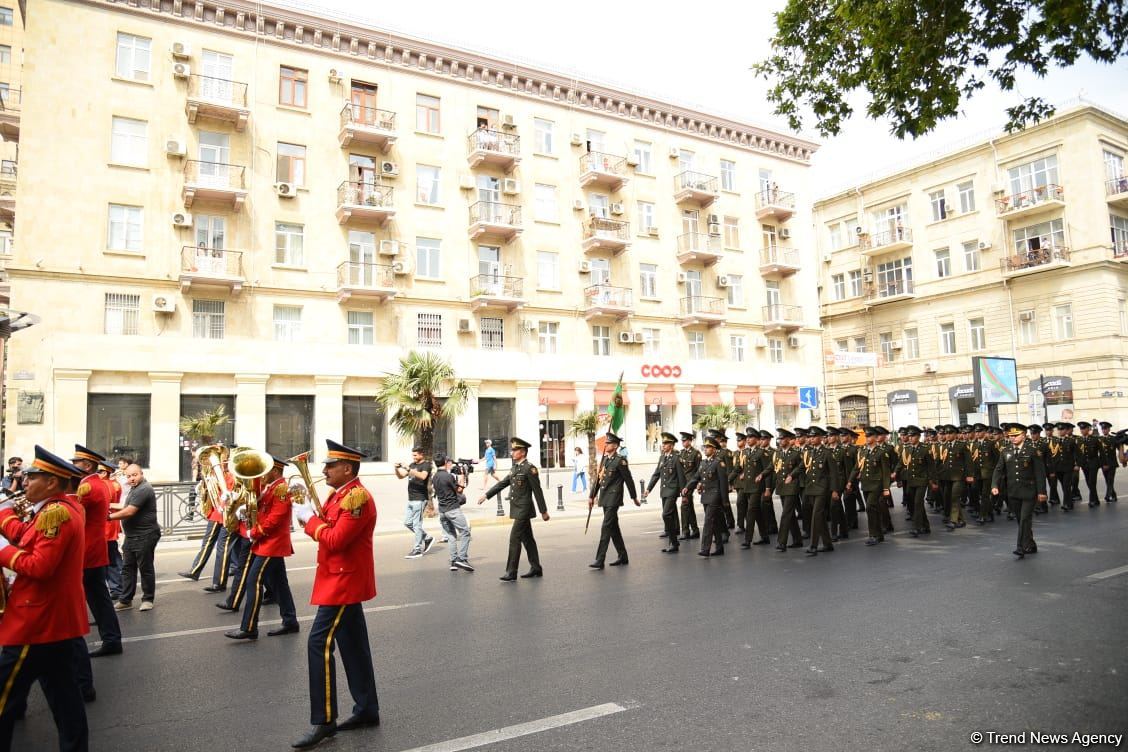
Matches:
[594,387,630,406]
[691,386,720,405]
[734,387,759,407]
[774,387,798,406]
[538,386,578,405]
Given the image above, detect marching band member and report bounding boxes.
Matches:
[178,460,224,583]
[70,446,122,660]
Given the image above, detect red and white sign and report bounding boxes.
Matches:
[641,364,682,379]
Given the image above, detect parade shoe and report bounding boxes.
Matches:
[689,531,701,539]
[831,535,840,542]
[734,527,745,535]
[1024,544,1038,554]
[662,546,680,553]
[1089,501,1099,507]
[88,643,123,658]
[337,711,381,731]
[588,562,605,570]
[753,538,771,545]
[293,722,337,749]
[817,545,835,553]
[499,574,517,582]
[805,548,818,557]
[268,624,301,636]
[1012,548,1025,559]
[520,569,543,578]
[678,534,690,541]
[697,550,711,557]
[177,571,199,581]
[740,542,752,549]
[224,629,258,641]
[788,542,804,548]
[711,547,724,556]
[203,585,225,593]
[1007,513,1016,520]
[865,538,879,546]
[659,532,668,538]
[909,530,919,538]
[976,520,986,526]
[775,544,787,552]
[609,558,628,567]
[262,595,276,605]
[215,603,238,611]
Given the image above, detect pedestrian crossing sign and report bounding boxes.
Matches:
[799,387,819,409]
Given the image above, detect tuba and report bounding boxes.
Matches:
[286,452,324,518]
[229,447,274,530]
[195,444,232,519]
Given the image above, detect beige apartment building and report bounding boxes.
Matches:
[815,104,1128,431]
[4,0,823,481]
[0,0,21,299]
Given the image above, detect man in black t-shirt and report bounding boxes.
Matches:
[394,447,434,559]
[433,455,473,572]
[108,464,162,611]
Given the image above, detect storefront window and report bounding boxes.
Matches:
[179,395,235,481]
[88,394,151,467]
[645,407,666,452]
[775,404,798,428]
[266,396,314,461]
[837,396,869,428]
[343,397,385,461]
[479,398,513,459]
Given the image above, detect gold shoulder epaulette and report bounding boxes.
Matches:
[76,482,91,497]
[274,483,289,499]
[340,487,369,512]
[35,502,71,537]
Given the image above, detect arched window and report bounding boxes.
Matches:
[839,395,870,427]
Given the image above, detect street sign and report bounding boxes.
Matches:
[799,386,819,410]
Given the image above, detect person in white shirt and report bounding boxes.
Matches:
[571,447,587,493]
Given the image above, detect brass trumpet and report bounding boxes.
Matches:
[286,452,324,518]
[229,447,274,530]
[1,491,32,522]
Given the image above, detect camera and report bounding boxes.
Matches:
[454,458,477,477]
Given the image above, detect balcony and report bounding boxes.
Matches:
[754,188,796,222]
[1106,175,1128,210]
[336,262,397,303]
[675,232,723,266]
[179,246,244,294]
[0,161,15,222]
[995,184,1064,221]
[864,278,915,305]
[469,273,526,311]
[1000,245,1071,278]
[859,227,913,257]
[338,103,397,152]
[0,88,20,142]
[579,151,628,192]
[185,75,250,131]
[761,303,802,333]
[677,295,726,327]
[758,246,801,278]
[468,201,523,242]
[1113,239,1128,262]
[582,217,631,255]
[583,284,634,320]
[182,160,247,209]
[673,171,719,207]
[467,128,521,173]
[336,181,396,226]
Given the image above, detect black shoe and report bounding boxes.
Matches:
[215,603,237,611]
[1025,544,1038,554]
[697,550,711,557]
[293,723,337,749]
[520,569,543,578]
[689,531,701,539]
[831,536,840,542]
[805,548,818,556]
[740,542,752,549]
[224,629,258,640]
[588,562,604,570]
[337,711,380,731]
[775,544,787,552]
[203,585,225,593]
[788,542,804,549]
[177,571,199,581]
[817,545,835,553]
[909,530,919,538]
[609,558,628,567]
[865,538,879,546]
[1089,501,1099,507]
[752,538,770,545]
[658,532,668,538]
[921,528,931,535]
[268,624,300,636]
[1013,548,1025,559]
[1007,513,1016,520]
[734,527,745,535]
[499,573,517,582]
[977,520,986,526]
[88,643,123,658]
[711,548,724,556]
[662,546,680,553]
[678,534,690,541]
[262,596,276,605]
[82,687,96,703]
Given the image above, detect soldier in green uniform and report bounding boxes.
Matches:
[852,427,891,545]
[937,425,973,530]
[730,432,751,534]
[683,436,729,557]
[588,432,638,569]
[757,430,779,536]
[712,430,736,538]
[792,427,812,537]
[1097,421,1119,502]
[1026,424,1048,514]
[992,423,1047,559]
[479,437,549,582]
[739,429,773,548]
[973,424,1000,524]
[825,428,850,541]
[801,427,841,556]
[1049,422,1077,511]
[840,427,863,529]
[644,432,687,554]
[677,431,701,539]
[772,429,804,551]
[1076,421,1102,506]
[895,426,932,536]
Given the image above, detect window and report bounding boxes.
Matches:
[589,258,610,286]
[0,230,11,255]
[831,274,846,301]
[417,312,442,347]
[276,143,306,185]
[273,305,302,342]
[768,338,784,363]
[479,398,515,458]
[687,331,705,359]
[875,256,913,297]
[765,280,780,307]
[536,251,559,289]
[416,237,441,278]
[88,394,151,467]
[720,159,735,191]
[347,311,374,345]
[274,222,304,265]
[416,94,440,133]
[958,181,975,213]
[963,240,981,272]
[826,216,858,250]
[633,140,652,173]
[880,331,894,362]
[415,164,440,205]
[835,338,849,352]
[870,202,908,237]
[939,322,956,354]
[1008,154,1059,196]
[534,184,557,222]
[1052,304,1074,340]
[104,293,140,335]
[968,317,986,351]
[534,118,553,154]
[1018,310,1037,345]
[639,263,657,298]
[592,325,611,356]
[265,396,315,462]
[1106,150,1126,182]
[0,8,11,25]
[723,216,740,249]
[725,274,744,307]
[935,248,951,278]
[854,336,867,353]
[929,189,948,221]
[848,269,863,298]
[904,328,919,359]
[730,334,746,362]
[1012,218,1065,255]
[115,32,150,81]
[110,117,147,166]
[1110,213,1128,255]
[637,201,655,232]
[839,395,870,427]
[538,322,558,354]
[278,66,308,107]
[343,397,385,461]
[642,328,660,356]
[107,204,143,251]
[192,299,225,339]
[481,317,504,350]
[0,46,8,64]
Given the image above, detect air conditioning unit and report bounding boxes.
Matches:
[753,336,768,348]
[502,178,520,195]
[502,114,516,129]
[787,335,801,349]
[171,211,193,228]
[991,183,1006,195]
[625,155,639,167]
[708,223,721,236]
[521,319,538,333]
[570,133,584,146]
[572,199,585,211]
[618,331,635,344]
[890,340,903,350]
[668,147,680,159]
[458,175,475,191]
[578,260,592,274]
[391,259,413,275]
[716,274,731,288]
[707,214,719,225]
[1018,311,1034,322]
[165,139,186,157]
[380,161,399,177]
[173,62,191,79]
[457,318,472,333]
[152,294,176,313]
[855,226,865,235]
[378,239,400,257]
[821,252,833,263]
[647,226,659,237]
[978,240,992,251]
[676,271,688,284]
[633,332,646,344]
[779,227,791,239]
[171,41,192,59]
[923,361,937,373]
[610,202,624,216]
[275,182,296,198]
[328,68,345,83]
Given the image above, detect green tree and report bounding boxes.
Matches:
[375,351,473,459]
[755,1,1128,138]
[693,404,748,434]
[569,409,604,480]
[178,403,230,445]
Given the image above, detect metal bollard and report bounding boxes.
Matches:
[556,484,565,511]
[639,479,647,503]
[497,491,507,517]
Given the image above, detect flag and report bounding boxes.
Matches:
[607,371,625,433]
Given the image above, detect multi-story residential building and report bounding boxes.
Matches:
[4,0,821,481]
[0,0,22,301]
[816,104,1128,430]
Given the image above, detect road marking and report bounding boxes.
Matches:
[395,702,636,752]
[119,601,432,643]
[1083,564,1128,582]
[154,565,316,585]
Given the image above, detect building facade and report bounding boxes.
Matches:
[0,0,22,296]
[5,0,822,481]
[815,105,1128,431]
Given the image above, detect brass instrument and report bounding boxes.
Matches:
[229,447,274,530]
[286,452,324,518]
[195,444,232,520]
[0,491,30,621]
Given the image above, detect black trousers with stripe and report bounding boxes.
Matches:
[307,604,379,725]
[186,520,222,579]
[211,524,236,588]
[239,555,298,633]
[221,537,253,609]
[0,640,88,752]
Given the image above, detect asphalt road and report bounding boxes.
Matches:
[14,483,1128,752]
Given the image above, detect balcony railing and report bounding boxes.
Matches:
[0,160,15,178]
[335,261,397,302]
[467,128,521,172]
[680,295,725,316]
[673,170,719,205]
[187,74,248,107]
[865,278,915,303]
[1107,175,1128,209]
[469,273,525,311]
[860,227,913,254]
[762,303,802,330]
[675,231,723,265]
[584,284,634,309]
[0,88,21,112]
[1114,238,1128,259]
[758,246,801,277]
[582,216,630,253]
[579,151,628,190]
[754,188,796,220]
[339,103,397,150]
[180,246,244,294]
[182,160,247,208]
[338,181,394,208]
[995,184,1064,215]
[1000,245,1070,274]
[468,201,523,241]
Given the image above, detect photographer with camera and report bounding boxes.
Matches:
[394,448,434,560]
[433,455,474,572]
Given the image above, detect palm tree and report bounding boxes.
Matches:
[569,409,603,480]
[693,404,747,435]
[375,351,473,459]
[179,404,230,479]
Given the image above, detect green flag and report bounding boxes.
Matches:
[607,372,625,433]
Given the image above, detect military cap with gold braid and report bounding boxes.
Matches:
[510,436,532,451]
[26,444,85,479]
[1004,423,1027,437]
[660,432,678,444]
[71,444,108,465]
[323,439,364,464]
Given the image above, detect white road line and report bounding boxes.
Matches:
[154,565,316,585]
[119,601,432,643]
[1084,564,1128,581]
[395,702,636,752]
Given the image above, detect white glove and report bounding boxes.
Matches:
[235,506,247,521]
[293,503,313,526]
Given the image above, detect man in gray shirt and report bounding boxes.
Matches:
[109,464,162,611]
[433,455,473,572]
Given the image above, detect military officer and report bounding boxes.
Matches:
[1097,421,1119,502]
[851,427,891,545]
[730,432,751,534]
[739,429,773,548]
[971,425,1000,524]
[644,432,687,553]
[204,460,240,593]
[895,426,932,537]
[676,431,702,539]
[1075,421,1102,506]
[711,430,736,536]
[937,425,973,530]
[479,437,549,581]
[992,424,1047,559]
[70,446,123,666]
[827,428,851,541]
[683,436,728,557]
[757,430,779,536]
[291,440,380,749]
[1026,424,1048,514]
[588,433,639,569]
[772,429,805,552]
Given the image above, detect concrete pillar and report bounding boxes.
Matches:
[234,374,268,449]
[515,380,541,465]
[674,384,694,433]
[455,380,481,461]
[53,369,91,457]
[574,381,596,413]
[625,382,646,453]
[313,376,346,449]
[760,386,777,430]
[148,372,183,482]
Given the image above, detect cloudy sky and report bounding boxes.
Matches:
[287,0,1128,194]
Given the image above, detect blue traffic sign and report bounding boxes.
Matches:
[799,386,819,409]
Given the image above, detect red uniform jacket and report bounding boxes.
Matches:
[251,477,293,558]
[303,478,376,606]
[105,478,122,542]
[76,473,111,568]
[0,495,89,645]
[204,470,236,525]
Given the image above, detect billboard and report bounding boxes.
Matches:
[972,356,1019,404]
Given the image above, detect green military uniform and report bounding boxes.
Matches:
[1097,422,1119,502]
[1075,422,1102,506]
[936,426,972,528]
[992,424,1047,558]
[973,429,1000,523]
[677,433,702,538]
[646,434,688,552]
[483,437,548,580]
[715,437,736,535]
[758,431,779,535]
[1026,428,1049,514]
[896,427,933,536]
[800,429,842,555]
[739,434,773,546]
[684,438,729,556]
[773,431,804,551]
[853,433,891,544]
[589,434,638,568]
[1047,425,1076,510]
[730,434,753,533]
[827,430,851,540]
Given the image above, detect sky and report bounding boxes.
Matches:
[285,0,1128,195]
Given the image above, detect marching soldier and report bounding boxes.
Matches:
[1026,424,1048,514]
[937,425,973,530]
[588,433,639,569]
[216,502,254,614]
[772,429,805,552]
[1097,421,1119,502]
[711,430,736,537]
[70,446,123,664]
[851,427,891,545]
[644,432,687,553]
[757,430,779,536]
[1049,422,1077,511]
[896,426,932,537]
[291,440,380,749]
[731,432,751,534]
[840,427,863,530]
[1075,421,1102,506]
[676,431,701,540]
[801,427,841,556]
[992,424,1047,559]
[204,461,240,593]
[827,428,851,541]
[972,425,1000,523]
[683,436,728,557]
[739,428,773,548]
[479,437,549,581]
[178,462,224,582]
